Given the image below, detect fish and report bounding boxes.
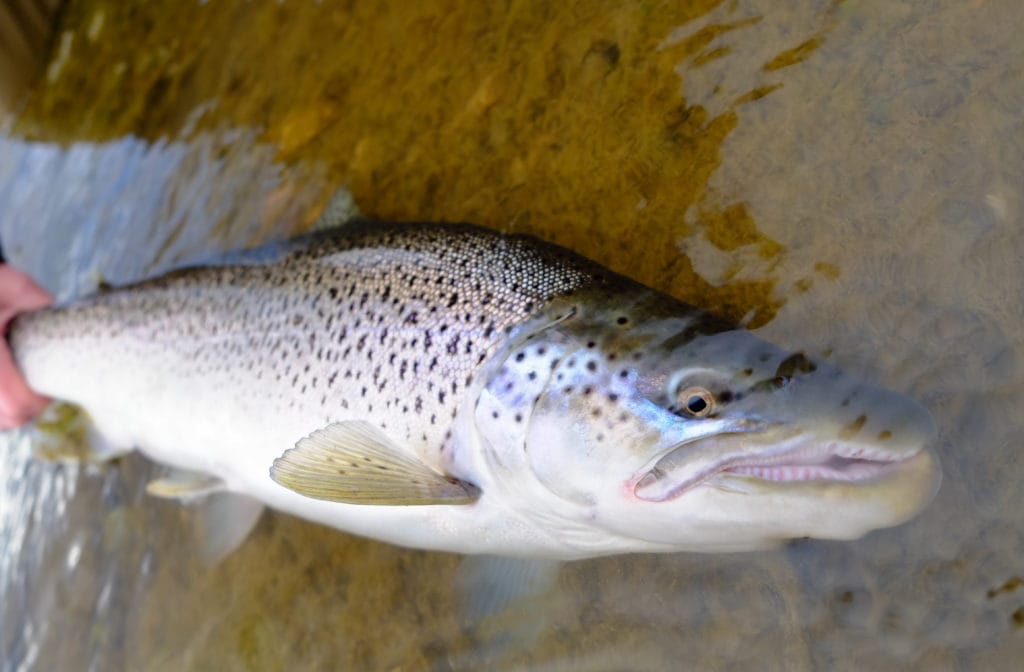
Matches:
[5,218,940,560]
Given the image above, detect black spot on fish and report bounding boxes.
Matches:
[776,352,817,379]
[840,415,868,440]
[659,315,733,350]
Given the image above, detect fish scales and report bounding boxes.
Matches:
[11,224,614,462]
[3,221,940,558]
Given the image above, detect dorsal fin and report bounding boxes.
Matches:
[310,188,363,232]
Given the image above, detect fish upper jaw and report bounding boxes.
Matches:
[632,416,939,503]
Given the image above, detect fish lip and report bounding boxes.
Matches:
[633,431,930,503]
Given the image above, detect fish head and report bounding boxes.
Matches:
[474,292,940,555]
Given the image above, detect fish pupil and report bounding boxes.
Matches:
[686,396,708,414]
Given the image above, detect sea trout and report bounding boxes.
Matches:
[6,221,940,559]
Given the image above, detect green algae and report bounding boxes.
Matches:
[16,0,807,327]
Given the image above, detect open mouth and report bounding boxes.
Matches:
[720,443,904,482]
[634,435,920,502]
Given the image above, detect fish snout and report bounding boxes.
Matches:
[827,382,938,460]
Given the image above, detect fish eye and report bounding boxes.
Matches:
[677,386,714,417]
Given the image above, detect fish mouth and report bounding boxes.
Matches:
[633,431,932,502]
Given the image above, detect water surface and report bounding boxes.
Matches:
[1,0,1022,669]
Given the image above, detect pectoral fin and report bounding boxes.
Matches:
[457,555,561,624]
[270,421,480,505]
[194,492,265,565]
[450,556,560,667]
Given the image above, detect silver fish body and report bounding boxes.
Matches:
[9,222,940,559]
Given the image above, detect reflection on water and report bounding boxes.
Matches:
[0,431,77,670]
[1,0,1023,669]
[0,132,325,671]
[0,131,324,298]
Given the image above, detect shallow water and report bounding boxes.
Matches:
[1,0,1022,669]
